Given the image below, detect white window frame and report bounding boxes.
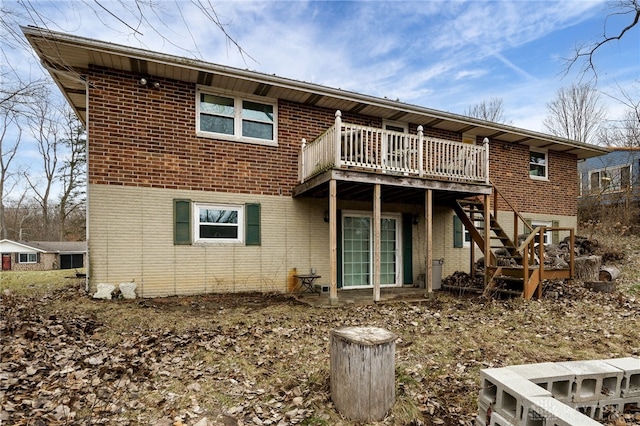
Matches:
[530,220,553,245]
[18,253,37,263]
[463,219,484,248]
[588,164,632,193]
[529,148,548,180]
[196,87,277,147]
[193,203,244,244]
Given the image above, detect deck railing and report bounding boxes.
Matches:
[299,110,489,184]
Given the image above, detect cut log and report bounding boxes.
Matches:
[599,266,620,282]
[574,255,601,282]
[330,326,396,422]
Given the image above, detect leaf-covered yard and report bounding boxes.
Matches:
[1,234,639,426]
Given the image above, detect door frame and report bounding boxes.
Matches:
[2,253,11,271]
[341,210,403,289]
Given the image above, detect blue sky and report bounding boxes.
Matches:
[9,0,639,129]
[3,0,640,199]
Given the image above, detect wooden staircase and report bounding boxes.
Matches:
[452,183,575,300]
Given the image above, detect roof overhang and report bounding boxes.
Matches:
[22,26,609,160]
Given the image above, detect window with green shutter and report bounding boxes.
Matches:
[174,199,191,245]
[175,200,261,245]
[453,215,463,248]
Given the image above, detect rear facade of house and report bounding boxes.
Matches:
[23,28,607,299]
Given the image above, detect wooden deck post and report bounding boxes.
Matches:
[329,179,338,304]
[334,110,342,168]
[417,125,424,177]
[330,326,396,422]
[299,138,306,183]
[483,193,491,288]
[373,184,381,302]
[425,189,433,295]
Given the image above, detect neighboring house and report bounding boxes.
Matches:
[0,239,86,272]
[578,147,640,206]
[23,27,607,300]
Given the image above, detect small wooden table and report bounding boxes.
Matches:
[295,274,321,294]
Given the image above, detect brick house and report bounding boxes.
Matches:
[24,27,607,300]
[0,239,86,272]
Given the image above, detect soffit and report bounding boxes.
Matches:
[23,26,609,160]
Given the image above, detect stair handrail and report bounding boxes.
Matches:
[516,226,542,253]
[489,179,534,242]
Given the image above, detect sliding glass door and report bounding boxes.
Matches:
[342,212,401,288]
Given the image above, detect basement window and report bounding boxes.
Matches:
[196,88,277,146]
[194,203,244,243]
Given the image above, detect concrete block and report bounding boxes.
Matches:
[488,411,511,426]
[481,368,551,422]
[507,362,575,401]
[525,396,601,426]
[475,415,488,426]
[477,398,492,426]
[602,357,640,397]
[597,396,640,420]
[556,360,624,402]
[567,401,599,419]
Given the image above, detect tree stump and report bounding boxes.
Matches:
[574,255,601,281]
[330,326,396,422]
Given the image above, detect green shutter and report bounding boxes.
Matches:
[453,215,463,248]
[174,199,191,245]
[402,213,413,284]
[337,210,343,288]
[245,203,261,246]
[552,220,560,244]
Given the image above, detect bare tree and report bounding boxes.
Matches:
[0,99,22,239]
[565,0,640,79]
[2,1,253,65]
[57,108,86,241]
[543,83,607,144]
[464,98,512,124]
[598,83,640,147]
[23,86,64,239]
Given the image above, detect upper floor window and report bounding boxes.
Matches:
[19,253,38,263]
[529,149,548,180]
[197,89,276,146]
[589,164,631,193]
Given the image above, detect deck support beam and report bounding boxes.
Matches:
[373,184,381,302]
[329,179,338,304]
[425,189,433,296]
[483,193,491,288]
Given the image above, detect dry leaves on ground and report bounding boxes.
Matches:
[1,269,639,425]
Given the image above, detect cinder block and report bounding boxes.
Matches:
[567,401,599,419]
[525,396,602,426]
[597,396,640,420]
[475,415,488,426]
[602,357,640,397]
[507,362,575,401]
[481,368,551,422]
[488,411,512,426]
[477,398,492,426]
[557,360,624,402]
